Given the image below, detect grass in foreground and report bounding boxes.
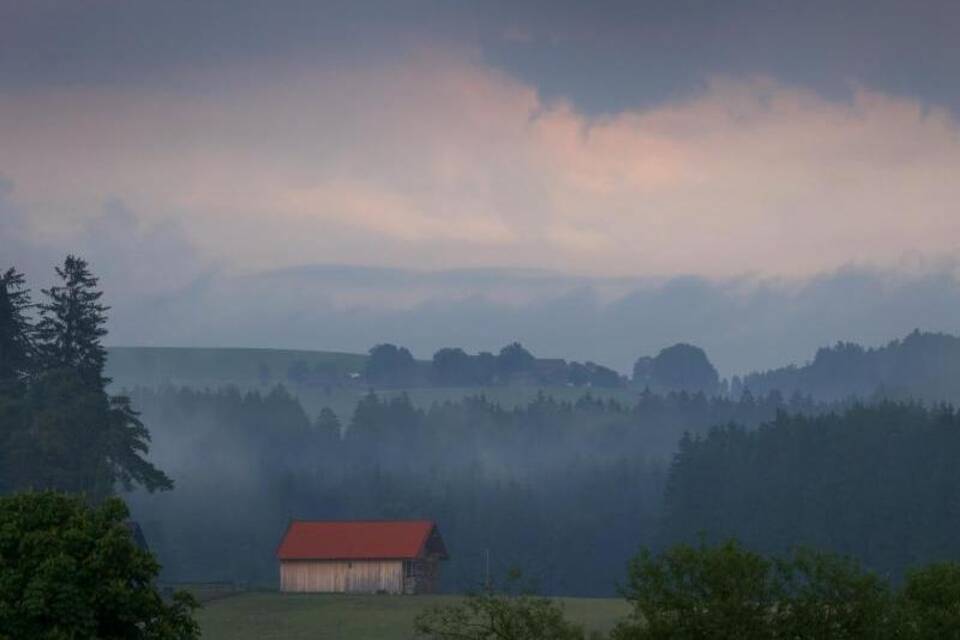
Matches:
[196,592,630,640]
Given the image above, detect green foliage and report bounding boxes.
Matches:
[0,491,199,640]
[774,548,891,639]
[613,540,780,639]
[415,577,586,640]
[896,562,960,639]
[614,540,892,640]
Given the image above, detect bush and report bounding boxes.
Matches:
[0,491,199,640]
[613,540,892,640]
[415,573,585,640]
[896,562,960,639]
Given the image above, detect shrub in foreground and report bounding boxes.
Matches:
[0,491,199,640]
[612,540,892,640]
[414,572,587,640]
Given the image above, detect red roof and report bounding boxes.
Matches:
[276,520,444,561]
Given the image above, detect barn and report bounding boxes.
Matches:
[276,520,449,594]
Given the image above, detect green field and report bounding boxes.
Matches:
[106,346,367,389]
[196,592,630,640]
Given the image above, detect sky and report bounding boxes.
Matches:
[2,1,960,374]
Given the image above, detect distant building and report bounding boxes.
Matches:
[275,520,449,594]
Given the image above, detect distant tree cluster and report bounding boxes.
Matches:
[632,343,720,395]
[357,341,628,389]
[735,330,960,403]
[0,259,170,499]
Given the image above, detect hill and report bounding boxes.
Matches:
[105,346,367,389]
[738,330,960,402]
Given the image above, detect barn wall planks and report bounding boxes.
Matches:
[280,560,404,594]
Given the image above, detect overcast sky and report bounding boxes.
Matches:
[2,1,959,372]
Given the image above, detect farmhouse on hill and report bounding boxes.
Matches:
[276,520,449,594]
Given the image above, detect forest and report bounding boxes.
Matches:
[5,259,960,599]
[125,385,802,595]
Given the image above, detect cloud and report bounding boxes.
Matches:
[2,52,959,280]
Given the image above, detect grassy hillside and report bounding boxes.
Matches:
[106,346,366,389]
[196,592,630,640]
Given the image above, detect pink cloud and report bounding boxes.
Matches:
[1,53,959,278]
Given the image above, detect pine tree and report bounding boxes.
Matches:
[22,256,173,498]
[0,267,34,388]
[36,255,109,389]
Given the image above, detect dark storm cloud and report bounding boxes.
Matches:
[479,0,960,112]
[3,1,959,112]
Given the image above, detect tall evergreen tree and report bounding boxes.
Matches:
[0,267,34,388]
[36,255,109,389]
[17,256,173,499]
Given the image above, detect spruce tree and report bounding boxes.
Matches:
[36,255,109,389]
[26,256,172,498]
[0,267,34,388]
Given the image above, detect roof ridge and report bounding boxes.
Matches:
[288,518,435,523]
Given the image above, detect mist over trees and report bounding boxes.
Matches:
[126,385,803,595]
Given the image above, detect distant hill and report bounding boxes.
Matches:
[738,330,960,403]
[105,346,367,390]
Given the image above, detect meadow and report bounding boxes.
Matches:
[195,592,630,640]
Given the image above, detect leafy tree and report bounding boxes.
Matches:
[0,267,34,388]
[432,347,475,386]
[632,356,654,387]
[613,539,779,639]
[497,342,535,378]
[365,343,417,386]
[585,362,624,389]
[36,256,110,390]
[474,351,498,385]
[774,548,891,639]
[651,343,719,395]
[896,562,960,639]
[614,540,892,640]
[415,573,585,640]
[0,491,199,640]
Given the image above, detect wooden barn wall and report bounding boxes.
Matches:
[280,560,403,594]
